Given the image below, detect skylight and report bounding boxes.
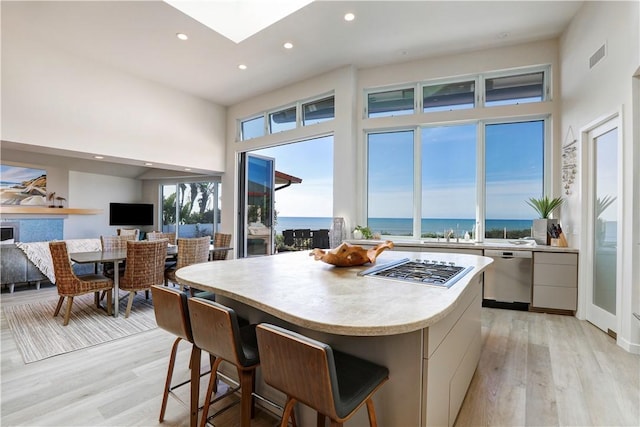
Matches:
[164,0,313,44]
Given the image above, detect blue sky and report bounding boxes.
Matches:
[251,120,543,220]
[253,135,334,217]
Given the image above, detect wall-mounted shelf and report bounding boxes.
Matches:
[0,207,102,215]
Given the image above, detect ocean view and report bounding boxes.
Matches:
[275,217,533,237]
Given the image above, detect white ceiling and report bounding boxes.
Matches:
[3,0,584,107]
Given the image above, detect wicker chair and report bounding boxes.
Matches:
[100,234,137,278]
[117,228,140,240]
[212,233,231,260]
[49,241,114,326]
[165,236,211,287]
[119,240,168,318]
[147,231,177,245]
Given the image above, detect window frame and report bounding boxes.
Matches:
[238,92,335,141]
[363,114,550,241]
[364,84,417,118]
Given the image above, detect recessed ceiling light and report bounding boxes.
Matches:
[184,168,192,171]
[238,64,247,70]
[344,12,355,22]
[283,42,294,49]
[93,155,104,160]
[176,33,189,41]
[144,162,153,166]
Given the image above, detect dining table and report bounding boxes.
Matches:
[69,244,231,317]
[69,244,179,317]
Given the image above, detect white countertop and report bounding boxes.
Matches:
[175,250,493,336]
[348,238,579,253]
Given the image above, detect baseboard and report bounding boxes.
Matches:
[481,299,529,311]
[618,336,640,355]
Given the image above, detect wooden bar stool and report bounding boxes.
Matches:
[150,285,215,422]
[187,297,260,427]
[256,323,389,427]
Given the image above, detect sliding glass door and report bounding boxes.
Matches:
[160,181,220,238]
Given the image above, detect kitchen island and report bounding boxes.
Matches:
[176,249,493,427]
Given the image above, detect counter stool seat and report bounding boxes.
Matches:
[150,285,216,422]
[187,297,260,427]
[256,323,389,427]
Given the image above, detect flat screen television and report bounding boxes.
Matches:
[109,203,154,226]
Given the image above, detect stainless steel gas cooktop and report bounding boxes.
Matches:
[358,258,474,288]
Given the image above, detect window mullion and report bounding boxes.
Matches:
[413,127,422,239]
[476,123,486,242]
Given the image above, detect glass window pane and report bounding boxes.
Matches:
[485,72,544,106]
[423,81,475,112]
[177,182,215,238]
[367,131,414,236]
[303,96,334,125]
[367,88,414,118]
[593,127,618,314]
[421,124,477,239]
[161,184,177,236]
[485,120,544,239]
[241,116,265,140]
[269,106,296,133]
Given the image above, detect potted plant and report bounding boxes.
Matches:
[353,225,373,240]
[526,196,564,245]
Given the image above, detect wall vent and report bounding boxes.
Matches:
[589,44,606,69]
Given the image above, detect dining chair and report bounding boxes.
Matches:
[212,232,231,260]
[49,241,114,326]
[119,239,167,318]
[165,236,211,287]
[117,228,140,240]
[187,297,259,427]
[100,234,136,278]
[256,323,389,427]
[147,231,177,245]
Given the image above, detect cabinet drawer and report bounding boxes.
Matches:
[534,252,577,265]
[533,285,577,310]
[533,263,577,288]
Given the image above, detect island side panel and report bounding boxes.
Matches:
[216,295,425,427]
[423,274,483,426]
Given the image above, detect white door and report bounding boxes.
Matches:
[586,117,620,335]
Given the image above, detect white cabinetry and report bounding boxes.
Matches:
[422,275,482,426]
[532,252,578,312]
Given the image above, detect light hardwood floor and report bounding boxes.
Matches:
[2,285,639,426]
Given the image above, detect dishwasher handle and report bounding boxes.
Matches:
[484,249,532,259]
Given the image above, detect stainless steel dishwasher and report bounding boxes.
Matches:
[483,249,532,310]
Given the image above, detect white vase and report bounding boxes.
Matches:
[532,218,558,245]
[353,229,363,240]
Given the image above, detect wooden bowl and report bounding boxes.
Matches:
[310,240,394,267]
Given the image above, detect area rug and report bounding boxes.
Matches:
[3,292,157,364]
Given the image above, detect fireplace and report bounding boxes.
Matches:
[0,222,19,244]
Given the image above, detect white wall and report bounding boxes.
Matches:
[560,0,639,351]
[67,171,143,239]
[1,28,227,173]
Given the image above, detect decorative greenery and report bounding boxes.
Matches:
[596,195,616,218]
[526,196,564,219]
[354,225,373,239]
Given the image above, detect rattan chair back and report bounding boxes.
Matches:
[212,233,231,260]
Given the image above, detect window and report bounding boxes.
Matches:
[269,106,297,133]
[421,124,477,238]
[367,88,414,118]
[239,94,335,141]
[485,120,544,238]
[365,119,546,240]
[485,71,545,106]
[241,116,265,140]
[303,96,334,125]
[161,181,221,238]
[423,81,475,112]
[367,131,415,236]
